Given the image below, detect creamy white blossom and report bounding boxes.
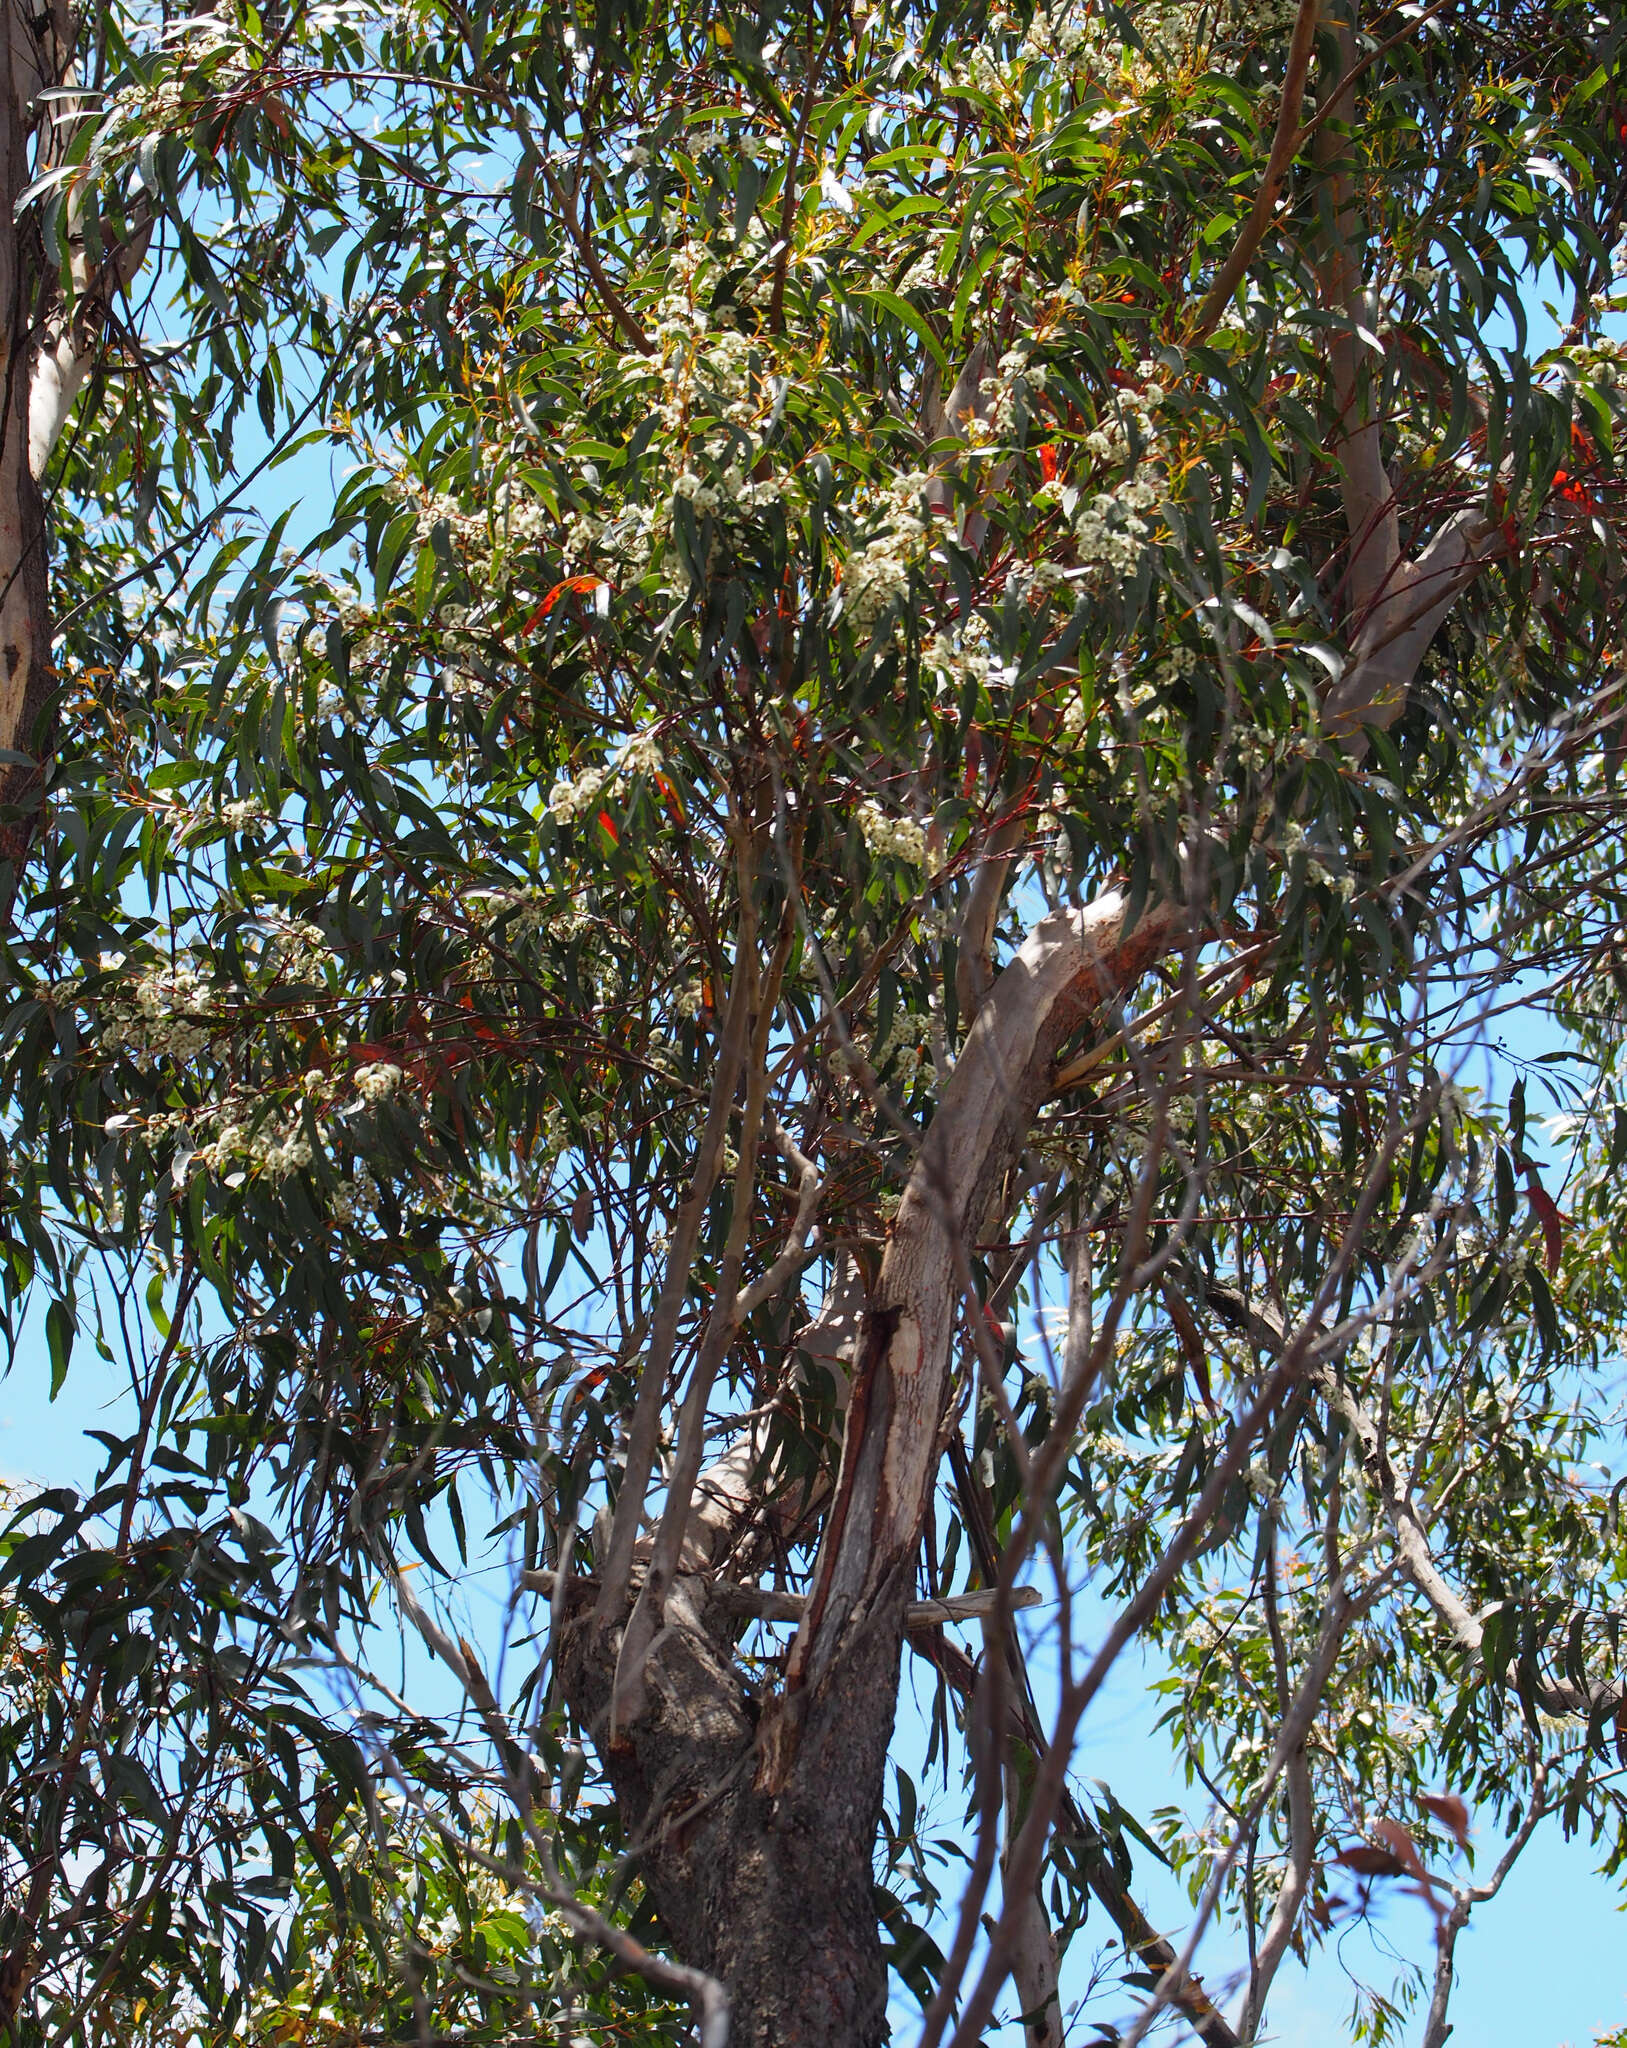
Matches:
[354,1061,405,1103]
[857,797,929,866]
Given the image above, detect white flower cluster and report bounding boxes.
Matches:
[925,625,994,698]
[844,539,912,626]
[1016,0,1303,73]
[895,229,951,296]
[465,885,552,935]
[938,0,1254,95]
[405,487,486,551]
[548,727,663,825]
[197,1113,314,1182]
[1032,783,1068,870]
[312,680,358,727]
[843,470,933,629]
[1008,559,1074,609]
[639,256,789,532]
[317,588,392,698]
[1571,334,1627,394]
[561,500,660,577]
[648,244,723,393]
[220,797,268,832]
[731,215,789,309]
[1058,686,1094,744]
[1016,2,1100,59]
[100,12,255,138]
[1060,366,1170,580]
[872,1011,926,1086]
[976,347,1041,442]
[548,762,610,825]
[1074,474,1160,575]
[944,44,1009,96]
[259,916,337,982]
[1152,647,1197,689]
[354,1061,404,1103]
[1109,644,1197,722]
[330,1161,380,1224]
[1280,820,1355,899]
[95,960,212,1067]
[857,797,930,866]
[672,462,782,519]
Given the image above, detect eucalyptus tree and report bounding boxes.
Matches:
[4,2,1627,2046]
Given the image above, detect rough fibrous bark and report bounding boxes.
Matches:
[561,1581,899,2048]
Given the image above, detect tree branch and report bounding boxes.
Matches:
[1191,0,1323,343]
[381,1555,730,2047]
[595,840,758,1620]
[1420,1766,1547,2048]
[955,813,1027,1025]
[1205,1282,1621,1719]
[775,888,1187,1713]
[28,197,153,479]
[1238,1518,1318,2043]
[536,159,652,357]
[528,1565,1042,1630]
[1312,4,1400,635]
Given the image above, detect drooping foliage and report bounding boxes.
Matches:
[4,0,1627,2042]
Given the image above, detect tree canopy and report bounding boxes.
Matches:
[2,0,1627,2043]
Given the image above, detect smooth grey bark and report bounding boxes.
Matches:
[0,1,151,901]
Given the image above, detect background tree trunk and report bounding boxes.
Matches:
[0,3,60,880]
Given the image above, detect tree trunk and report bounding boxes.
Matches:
[561,1576,901,2048]
[556,209,1503,2012]
[563,894,1183,2043]
[0,3,60,880]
